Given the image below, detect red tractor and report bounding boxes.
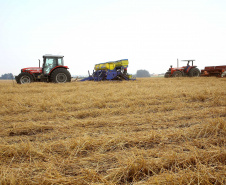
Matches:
[164,60,200,78]
[15,55,71,84]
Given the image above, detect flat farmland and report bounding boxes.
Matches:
[0,77,225,185]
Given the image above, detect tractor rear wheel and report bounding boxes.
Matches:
[172,71,182,77]
[188,68,200,77]
[16,72,34,84]
[50,68,71,83]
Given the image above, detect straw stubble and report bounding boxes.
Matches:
[0,77,225,184]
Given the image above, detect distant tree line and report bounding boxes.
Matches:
[136,69,151,77]
[0,73,14,79]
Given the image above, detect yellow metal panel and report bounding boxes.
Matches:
[115,59,129,68]
[99,63,105,70]
[95,62,115,70]
[108,62,115,70]
[94,59,128,70]
[100,63,106,70]
[94,64,100,70]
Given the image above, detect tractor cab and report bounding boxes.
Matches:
[42,55,64,75]
[181,60,196,73]
[181,60,196,67]
[181,60,195,67]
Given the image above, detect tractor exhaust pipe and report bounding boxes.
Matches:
[39,59,40,68]
[177,58,179,68]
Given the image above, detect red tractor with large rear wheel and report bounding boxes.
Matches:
[164,60,200,78]
[15,54,71,84]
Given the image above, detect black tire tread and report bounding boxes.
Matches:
[50,68,71,83]
[172,71,182,77]
[164,72,171,78]
[188,68,200,77]
[16,72,34,84]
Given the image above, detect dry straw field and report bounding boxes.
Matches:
[0,77,225,185]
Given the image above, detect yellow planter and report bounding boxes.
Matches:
[97,62,115,70]
[94,59,129,71]
[94,64,100,70]
[115,59,129,68]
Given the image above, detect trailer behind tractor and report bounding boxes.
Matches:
[200,65,226,77]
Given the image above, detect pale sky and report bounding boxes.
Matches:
[0,0,226,76]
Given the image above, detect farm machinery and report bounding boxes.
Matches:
[81,59,134,81]
[15,55,71,84]
[164,60,200,78]
[15,55,134,84]
[200,65,226,77]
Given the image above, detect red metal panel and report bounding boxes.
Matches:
[22,67,42,74]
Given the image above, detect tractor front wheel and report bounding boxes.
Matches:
[164,72,171,78]
[188,68,200,77]
[50,68,71,83]
[16,72,34,84]
[172,71,182,77]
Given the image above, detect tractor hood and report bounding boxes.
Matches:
[174,67,184,70]
[168,67,182,71]
[21,67,42,73]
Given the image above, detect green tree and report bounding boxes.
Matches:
[0,73,14,79]
[136,70,151,77]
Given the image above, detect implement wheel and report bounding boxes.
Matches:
[16,72,34,84]
[50,68,71,83]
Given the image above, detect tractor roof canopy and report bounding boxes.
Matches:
[181,60,195,62]
[43,54,64,58]
[181,60,196,66]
